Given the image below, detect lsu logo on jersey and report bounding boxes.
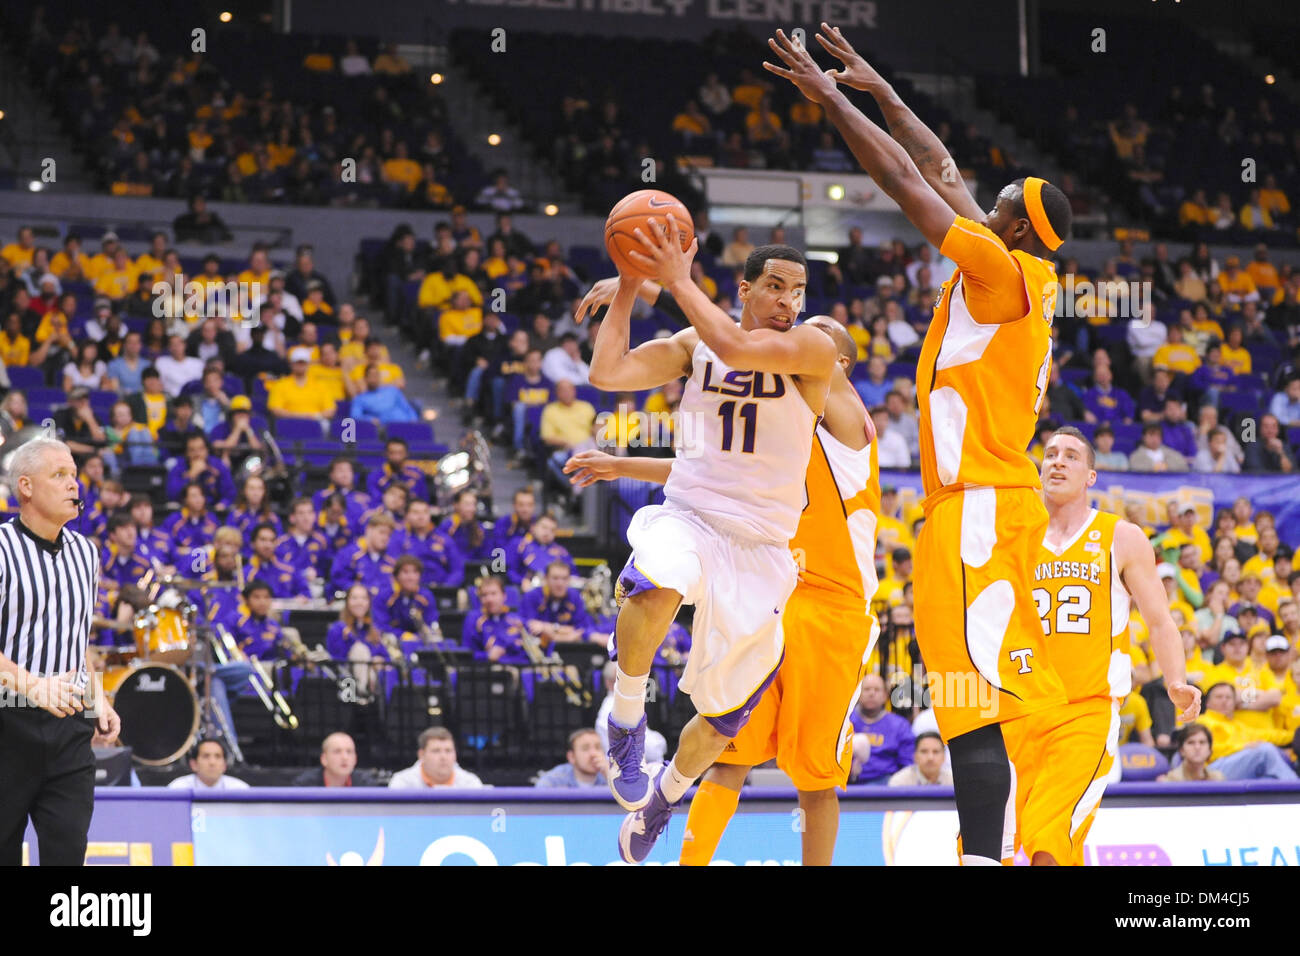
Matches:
[699,362,787,399]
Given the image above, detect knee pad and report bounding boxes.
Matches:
[948,724,1012,861]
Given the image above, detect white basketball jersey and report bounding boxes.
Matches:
[664,339,819,544]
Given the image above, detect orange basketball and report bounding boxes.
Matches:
[604,190,695,279]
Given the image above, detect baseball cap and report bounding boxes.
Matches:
[289,346,313,363]
[875,275,894,287]
[229,395,252,411]
[94,296,112,310]
[1236,602,1259,615]
[305,279,323,292]
[101,231,119,243]
[1156,563,1177,580]
[268,269,286,281]
[68,386,90,401]
[1221,629,1248,642]
[1265,635,1291,653]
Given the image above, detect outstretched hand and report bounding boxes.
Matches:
[816,22,887,94]
[762,29,839,106]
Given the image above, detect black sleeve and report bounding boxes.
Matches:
[653,288,689,327]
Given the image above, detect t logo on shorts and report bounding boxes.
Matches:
[1008,648,1034,674]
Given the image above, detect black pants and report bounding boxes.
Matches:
[0,704,95,866]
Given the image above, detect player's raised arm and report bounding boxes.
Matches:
[587,273,694,391]
[1114,520,1202,723]
[763,30,955,251]
[628,218,838,377]
[817,23,984,221]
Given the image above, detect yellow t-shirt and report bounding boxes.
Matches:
[382,157,423,192]
[142,393,168,437]
[267,376,337,417]
[1117,692,1152,744]
[672,114,708,136]
[1160,526,1212,564]
[303,52,335,72]
[303,299,334,319]
[0,243,34,270]
[1200,660,1279,730]
[732,83,766,111]
[51,250,92,278]
[347,361,404,387]
[539,400,597,447]
[1220,344,1252,376]
[0,332,31,366]
[85,253,114,281]
[418,273,483,310]
[94,266,139,300]
[307,365,346,403]
[266,142,296,169]
[1259,188,1291,218]
[1242,552,1275,583]
[1232,522,1258,546]
[1247,262,1280,290]
[34,310,71,344]
[1217,272,1258,297]
[438,307,483,342]
[1151,343,1201,375]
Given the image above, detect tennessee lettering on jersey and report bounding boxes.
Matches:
[916,216,1057,507]
[1032,509,1131,702]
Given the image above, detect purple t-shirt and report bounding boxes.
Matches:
[850,709,915,782]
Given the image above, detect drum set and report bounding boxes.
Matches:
[93,575,298,766]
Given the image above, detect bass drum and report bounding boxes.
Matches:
[111,664,200,766]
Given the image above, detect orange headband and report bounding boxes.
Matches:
[1024,177,1063,251]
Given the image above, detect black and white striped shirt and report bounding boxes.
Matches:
[0,517,100,690]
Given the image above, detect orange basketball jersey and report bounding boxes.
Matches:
[790,423,880,607]
[916,216,1059,508]
[1033,509,1132,702]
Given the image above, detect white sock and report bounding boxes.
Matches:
[660,757,695,804]
[610,666,648,729]
[960,854,1001,866]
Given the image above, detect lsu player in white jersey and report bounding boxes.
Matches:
[586,218,837,864]
[566,316,881,866]
[1002,426,1201,864]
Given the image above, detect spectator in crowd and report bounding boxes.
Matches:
[55,387,109,460]
[352,363,419,424]
[463,575,528,663]
[1269,375,1300,427]
[513,513,576,582]
[475,169,525,213]
[541,332,591,387]
[1092,424,1129,470]
[166,432,236,503]
[62,340,108,392]
[376,554,441,641]
[850,674,915,784]
[540,379,597,488]
[329,513,397,596]
[268,346,337,424]
[1157,724,1224,782]
[286,246,336,309]
[173,194,232,244]
[1243,414,1294,473]
[391,499,463,589]
[1129,423,1189,472]
[869,406,910,469]
[292,732,379,786]
[166,739,250,790]
[1160,399,1197,461]
[326,583,382,659]
[884,390,920,460]
[277,497,332,584]
[534,729,610,789]
[1197,683,1297,780]
[389,727,486,789]
[720,227,754,268]
[888,732,951,787]
[438,488,492,565]
[520,560,595,645]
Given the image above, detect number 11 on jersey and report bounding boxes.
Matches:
[718,401,757,453]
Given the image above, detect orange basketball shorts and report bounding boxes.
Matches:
[1003,695,1118,865]
[717,581,879,791]
[912,485,1067,740]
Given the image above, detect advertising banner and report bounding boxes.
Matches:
[187,791,1300,866]
[23,792,193,866]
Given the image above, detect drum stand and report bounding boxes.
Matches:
[191,614,247,766]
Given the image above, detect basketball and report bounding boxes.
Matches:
[604,190,695,279]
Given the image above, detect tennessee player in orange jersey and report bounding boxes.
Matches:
[1004,427,1200,865]
[766,26,1075,863]
[564,316,880,866]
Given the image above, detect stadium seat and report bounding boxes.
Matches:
[7,366,43,390]
[26,387,66,407]
[1120,743,1170,781]
[387,420,435,445]
[275,418,327,442]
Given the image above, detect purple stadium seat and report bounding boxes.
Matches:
[387,421,435,444]
[1120,743,1169,781]
[7,366,44,390]
[275,418,326,442]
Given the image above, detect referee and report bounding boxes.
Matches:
[0,437,119,866]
